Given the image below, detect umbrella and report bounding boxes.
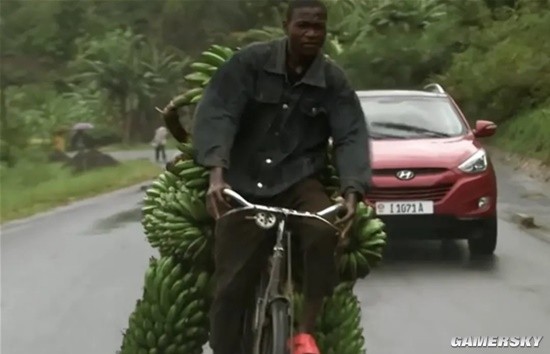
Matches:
[72,122,94,131]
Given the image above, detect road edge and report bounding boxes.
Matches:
[0,180,152,232]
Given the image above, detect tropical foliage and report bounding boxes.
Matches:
[1,0,549,164]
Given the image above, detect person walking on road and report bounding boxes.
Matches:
[152,125,168,163]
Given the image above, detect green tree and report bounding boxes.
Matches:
[69,28,189,143]
[437,10,550,122]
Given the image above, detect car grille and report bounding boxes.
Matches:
[372,168,448,176]
[367,184,453,202]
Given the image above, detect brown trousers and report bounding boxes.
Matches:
[208,178,340,354]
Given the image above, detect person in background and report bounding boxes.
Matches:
[152,125,168,163]
[52,128,67,153]
[70,128,95,151]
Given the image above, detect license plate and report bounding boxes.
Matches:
[375,201,434,215]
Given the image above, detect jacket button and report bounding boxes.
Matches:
[257,182,263,188]
[265,158,272,164]
[282,103,289,110]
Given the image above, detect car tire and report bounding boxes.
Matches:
[468,216,497,255]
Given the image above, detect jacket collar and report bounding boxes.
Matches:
[263,37,326,88]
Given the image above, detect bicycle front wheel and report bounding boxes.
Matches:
[261,299,291,354]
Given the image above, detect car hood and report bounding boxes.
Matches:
[370,135,482,169]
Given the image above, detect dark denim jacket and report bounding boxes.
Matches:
[192,37,372,199]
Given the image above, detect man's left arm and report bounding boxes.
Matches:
[327,76,372,200]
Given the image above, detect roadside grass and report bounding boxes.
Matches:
[100,143,152,152]
[0,159,162,224]
[490,103,550,165]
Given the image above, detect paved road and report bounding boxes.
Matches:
[1,153,549,354]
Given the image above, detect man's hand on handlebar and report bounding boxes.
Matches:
[206,167,232,220]
[334,191,360,245]
[335,191,359,225]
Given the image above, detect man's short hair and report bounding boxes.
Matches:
[286,0,328,21]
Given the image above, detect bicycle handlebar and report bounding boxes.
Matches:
[222,188,345,219]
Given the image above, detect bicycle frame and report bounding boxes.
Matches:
[220,189,344,354]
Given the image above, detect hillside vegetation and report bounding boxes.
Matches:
[1,0,549,165]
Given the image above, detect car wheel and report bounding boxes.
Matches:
[468,216,497,255]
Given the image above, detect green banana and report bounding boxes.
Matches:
[190,93,202,104]
[150,303,164,323]
[361,218,385,235]
[183,237,204,260]
[133,327,147,346]
[209,44,234,59]
[348,253,357,280]
[165,305,177,325]
[145,188,162,199]
[157,334,169,349]
[159,275,173,313]
[184,72,210,85]
[146,331,156,347]
[149,180,167,192]
[200,51,227,67]
[180,299,200,319]
[192,239,208,262]
[194,271,209,290]
[360,237,386,248]
[185,178,208,189]
[170,91,194,107]
[181,272,195,287]
[353,252,370,278]
[178,166,206,180]
[169,279,184,301]
[190,62,218,75]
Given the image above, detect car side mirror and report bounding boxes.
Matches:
[473,120,497,138]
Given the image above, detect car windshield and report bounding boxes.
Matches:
[359,96,466,140]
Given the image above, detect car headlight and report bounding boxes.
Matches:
[458,149,488,173]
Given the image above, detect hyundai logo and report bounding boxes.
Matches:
[396,170,415,180]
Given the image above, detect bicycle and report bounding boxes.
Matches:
[219,188,345,354]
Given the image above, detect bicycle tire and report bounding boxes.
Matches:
[240,272,268,354]
[261,299,290,354]
[241,306,255,353]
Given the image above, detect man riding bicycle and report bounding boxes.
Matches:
[190,0,371,353]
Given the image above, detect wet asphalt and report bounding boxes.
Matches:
[1,151,549,354]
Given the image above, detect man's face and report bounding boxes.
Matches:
[285,6,327,59]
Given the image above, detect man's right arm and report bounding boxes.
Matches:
[192,51,254,169]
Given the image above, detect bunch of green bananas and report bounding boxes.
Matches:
[141,143,214,268]
[169,45,236,108]
[316,282,366,354]
[293,282,367,354]
[319,145,388,281]
[119,256,211,354]
[339,202,387,281]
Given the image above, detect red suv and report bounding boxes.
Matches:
[358,84,498,255]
